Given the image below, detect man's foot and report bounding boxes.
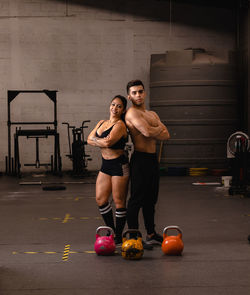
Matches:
[146,232,163,245]
[142,240,153,250]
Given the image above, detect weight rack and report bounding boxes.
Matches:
[6,90,62,176]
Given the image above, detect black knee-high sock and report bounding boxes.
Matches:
[99,202,115,232]
[115,208,127,238]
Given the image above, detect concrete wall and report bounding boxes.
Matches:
[0,0,236,172]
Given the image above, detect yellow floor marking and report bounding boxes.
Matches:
[12,251,60,255]
[12,250,104,255]
[62,213,71,223]
[62,244,71,261]
[56,196,95,200]
[39,216,101,222]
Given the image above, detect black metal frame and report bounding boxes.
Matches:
[62,120,91,176]
[228,134,250,197]
[6,90,61,176]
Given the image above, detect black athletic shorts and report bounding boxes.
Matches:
[100,155,129,176]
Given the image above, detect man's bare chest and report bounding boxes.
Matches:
[142,111,157,126]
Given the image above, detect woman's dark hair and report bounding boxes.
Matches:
[111,95,127,121]
[126,79,144,94]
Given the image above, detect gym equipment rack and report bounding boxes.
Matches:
[227,131,250,196]
[62,120,92,176]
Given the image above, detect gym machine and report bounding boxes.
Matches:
[227,131,250,196]
[62,120,92,176]
[6,90,62,177]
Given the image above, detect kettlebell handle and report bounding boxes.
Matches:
[96,226,114,236]
[163,226,182,238]
[122,229,142,238]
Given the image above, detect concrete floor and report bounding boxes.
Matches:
[0,173,250,295]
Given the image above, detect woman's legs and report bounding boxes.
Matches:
[112,175,129,241]
[96,171,115,231]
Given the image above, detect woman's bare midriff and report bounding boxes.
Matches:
[101,148,125,160]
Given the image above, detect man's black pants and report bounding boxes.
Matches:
[127,151,159,235]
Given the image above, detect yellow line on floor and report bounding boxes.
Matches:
[11,250,102,255]
[62,213,71,223]
[56,196,95,200]
[39,216,100,221]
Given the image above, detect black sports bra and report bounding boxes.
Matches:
[95,121,127,150]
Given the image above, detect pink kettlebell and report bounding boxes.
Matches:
[94,226,116,256]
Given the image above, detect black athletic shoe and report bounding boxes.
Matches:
[146,232,163,245]
[142,240,153,250]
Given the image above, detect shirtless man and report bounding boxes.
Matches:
[125,79,170,247]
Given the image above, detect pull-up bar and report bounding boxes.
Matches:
[6,90,61,176]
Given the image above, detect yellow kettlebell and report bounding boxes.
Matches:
[121,229,144,260]
[161,225,184,255]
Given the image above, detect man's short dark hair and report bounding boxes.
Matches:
[126,80,144,94]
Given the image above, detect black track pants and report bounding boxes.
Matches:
[127,151,159,235]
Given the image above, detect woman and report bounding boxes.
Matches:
[87,95,129,244]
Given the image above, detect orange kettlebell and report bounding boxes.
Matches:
[161,226,184,255]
